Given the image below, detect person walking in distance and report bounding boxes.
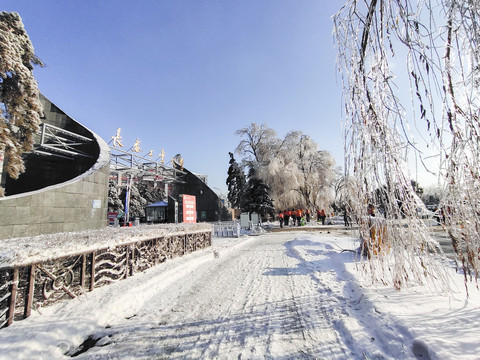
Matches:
[320,209,326,225]
[343,207,350,227]
[368,204,375,217]
[283,209,289,226]
[297,209,303,226]
[278,211,284,228]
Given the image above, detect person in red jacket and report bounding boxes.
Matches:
[319,209,326,225]
[297,209,302,226]
[283,209,289,226]
[278,211,284,228]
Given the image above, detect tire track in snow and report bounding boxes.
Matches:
[76,232,370,359]
[153,233,348,359]
[283,233,416,359]
[279,234,351,358]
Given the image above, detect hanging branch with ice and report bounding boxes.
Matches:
[334,0,480,290]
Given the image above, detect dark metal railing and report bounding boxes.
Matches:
[0,231,211,329]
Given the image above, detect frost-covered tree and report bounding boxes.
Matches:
[244,167,274,220]
[226,152,247,210]
[120,183,147,219]
[421,186,443,207]
[234,124,337,211]
[137,180,165,204]
[0,12,43,196]
[332,171,356,212]
[334,0,480,289]
[235,123,278,168]
[264,132,336,210]
[108,180,123,212]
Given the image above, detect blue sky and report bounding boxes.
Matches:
[3,1,345,195]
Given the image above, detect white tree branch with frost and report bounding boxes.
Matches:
[235,125,336,211]
[334,0,480,291]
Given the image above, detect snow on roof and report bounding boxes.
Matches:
[145,201,168,207]
[0,223,212,268]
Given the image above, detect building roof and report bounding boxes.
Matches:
[145,201,168,207]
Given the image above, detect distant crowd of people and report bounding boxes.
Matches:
[276,203,448,229]
[277,208,328,228]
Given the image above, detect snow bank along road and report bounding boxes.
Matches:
[0,230,476,359]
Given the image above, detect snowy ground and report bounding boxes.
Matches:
[0,229,479,359]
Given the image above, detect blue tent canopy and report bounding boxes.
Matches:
[146,201,168,207]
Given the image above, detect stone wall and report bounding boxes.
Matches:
[0,163,109,239]
[0,95,110,240]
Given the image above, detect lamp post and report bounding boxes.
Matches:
[124,173,133,226]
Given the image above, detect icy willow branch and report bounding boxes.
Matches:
[359,0,378,75]
[334,0,455,291]
[444,15,457,132]
[440,0,480,290]
[337,0,480,292]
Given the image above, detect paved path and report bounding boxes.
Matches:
[0,231,417,359]
[85,232,349,359]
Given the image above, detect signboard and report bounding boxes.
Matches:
[182,194,196,223]
[240,212,250,228]
[251,212,259,226]
[108,212,118,225]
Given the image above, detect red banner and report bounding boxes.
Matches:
[182,195,196,223]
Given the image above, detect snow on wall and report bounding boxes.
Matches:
[0,223,213,268]
[0,223,213,329]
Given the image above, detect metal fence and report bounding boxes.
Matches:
[0,231,211,329]
[212,222,241,237]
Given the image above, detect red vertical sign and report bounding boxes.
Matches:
[182,195,196,223]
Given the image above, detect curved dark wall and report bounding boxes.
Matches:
[0,94,110,240]
[5,94,99,195]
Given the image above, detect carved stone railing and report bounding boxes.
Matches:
[0,226,212,329]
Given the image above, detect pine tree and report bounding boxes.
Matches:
[120,182,147,219]
[137,180,165,204]
[244,167,274,220]
[0,12,44,196]
[226,152,246,210]
[108,180,124,212]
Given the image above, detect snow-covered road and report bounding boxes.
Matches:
[1,230,479,359]
[109,232,347,359]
